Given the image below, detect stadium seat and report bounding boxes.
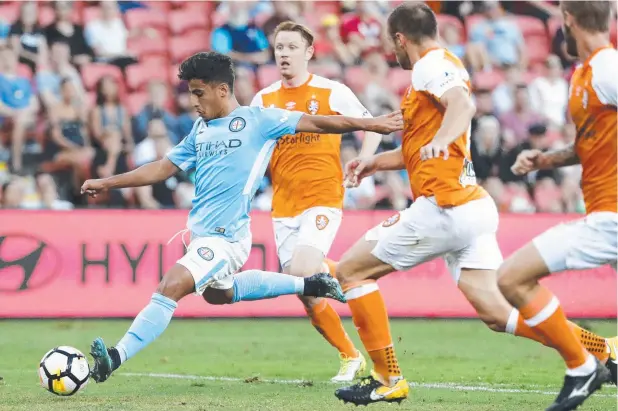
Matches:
[309,61,342,80]
[127,35,169,60]
[38,5,56,27]
[139,55,170,68]
[169,65,180,85]
[126,92,149,116]
[126,63,170,91]
[526,40,550,65]
[0,3,19,23]
[169,9,209,35]
[387,69,411,95]
[169,31,210,63]
[547,16,562,39]
[464,14,485,35]
[125,8,168,32]
[81,63,123,91]
[472,69,505,90]
[314,1,340,15]
[437,14,465,38]
[343,66,366,94]
[142,1,171,13]
[514,15,546,37]
[257,65,280,89]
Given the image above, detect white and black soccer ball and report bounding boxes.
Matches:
[39,346,90,396]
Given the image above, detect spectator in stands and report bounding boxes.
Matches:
[37,41,85,110]
[43,78,93,177]
[9,1,48,73]
[90,75,133,152]
[133,119,193,209]
[441,22,490,72]
[551,26,577,70]
[471,115,503,182]
[0,16,10,46]
[492,64,523,114]
[0,47,39,174]
[44,0,93,68]
[499,85,544,144]
[528,54,568,128]
[469,0,527,69]
[339,1,388,64]
[321,14,356,66]
[0,173,71,209]
[90,127,130,207]
[1,177,26,208]
[84,0,138,72]
[358,51,400,115]
[234,66,256,106]
[211,2,270,69]
[33,172,74,210]
[133,80,178,145]
[262,2,302,44]
[342,142,376,210]
[174,81,197,139]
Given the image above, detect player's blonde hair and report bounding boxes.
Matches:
[273,21,315,47]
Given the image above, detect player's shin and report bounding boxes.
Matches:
[230,270,304,302]
[345,282,402,385]
[505,308,610,362]
[114,293,178,369]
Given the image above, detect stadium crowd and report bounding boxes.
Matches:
[0,0,616,212]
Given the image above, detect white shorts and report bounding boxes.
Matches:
[272,206,342,268]
[533,212,618,272]
[366,196,503,283]
[176,235,252,295]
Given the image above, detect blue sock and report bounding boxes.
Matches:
[231,270,305,303]
[115,293,177,364]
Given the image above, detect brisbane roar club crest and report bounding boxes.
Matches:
[306,97,319,115]
[382,213,400,228]
[316,215,330,230]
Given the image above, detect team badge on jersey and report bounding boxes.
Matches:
[229,117,246,132]
[197,247,214,261]
[316,214,329,230]
[306,98,319,115]
[382,213,401,227]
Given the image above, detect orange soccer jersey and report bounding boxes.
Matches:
[400,48,486,207]
[568,46,617,214]
[251,74,372,218]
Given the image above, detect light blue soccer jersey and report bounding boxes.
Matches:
[167,106,303,242]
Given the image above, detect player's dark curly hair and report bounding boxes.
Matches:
[178,52,235,92]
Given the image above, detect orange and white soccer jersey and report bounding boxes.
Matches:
[366,48,502,283]
[251,74,372,267]
[532,46,617,273]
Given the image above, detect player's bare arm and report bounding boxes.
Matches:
[421,87,476,161]
[358,132,383,157]
[511,143,580,176]
[344,147,405,188]
[81,158,179,197]
[296,111,403,135]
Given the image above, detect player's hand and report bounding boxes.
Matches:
[344,156,377,188]
[511,149,542,175]
[80,179,107,198]
[420,140,450,161]
[369,111,403,134]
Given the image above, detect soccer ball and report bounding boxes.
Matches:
[39,346,90,396]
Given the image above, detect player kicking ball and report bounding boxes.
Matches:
[331,3,616,406]
[250,21,384,382]
[80,51,403,383]
[497,2,617,410]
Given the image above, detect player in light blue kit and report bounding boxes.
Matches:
[80,52,403,383]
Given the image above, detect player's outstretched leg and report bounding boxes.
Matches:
[457,268,615,384]
[90,264,193,383]
[333,239,409,406]
[497,243,611,411]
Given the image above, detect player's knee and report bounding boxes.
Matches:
[497,262,519,298]
[478,312,507,333]
[202,287,234,305]
[288,264,317,278]
[335,257,355,286]
[156,265,194,302]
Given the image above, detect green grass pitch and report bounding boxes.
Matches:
[0,319,616,410]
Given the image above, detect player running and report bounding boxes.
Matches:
[80,51,403,384]
[331,3,616,406]
[497,2,617,410]
[250,21,382,382]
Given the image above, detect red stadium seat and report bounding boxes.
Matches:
[437,14,465,38]
[169,9,209,35]
[126,92,149,116]
[314,1,340,15]
[514,15,546,37]
[387,69,411,95]
[547,16,562,38]
[472,69,505,91]
[257,65,280,89]
[169,31,210,63]
[309,61,342,80]
[125,8,168,32]
[126,63,170,91]
[140,55,170,68]
[343,66,366,94]
[127,35,168,59]
[169,65,180,85]
[0,4,20,23]
[526,40,550,65]
[81,63,123,91]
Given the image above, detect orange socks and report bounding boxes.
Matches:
[306,299,357,358]
[509,310,609,363]
[345,282,402,385]
[518,286,592,370]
